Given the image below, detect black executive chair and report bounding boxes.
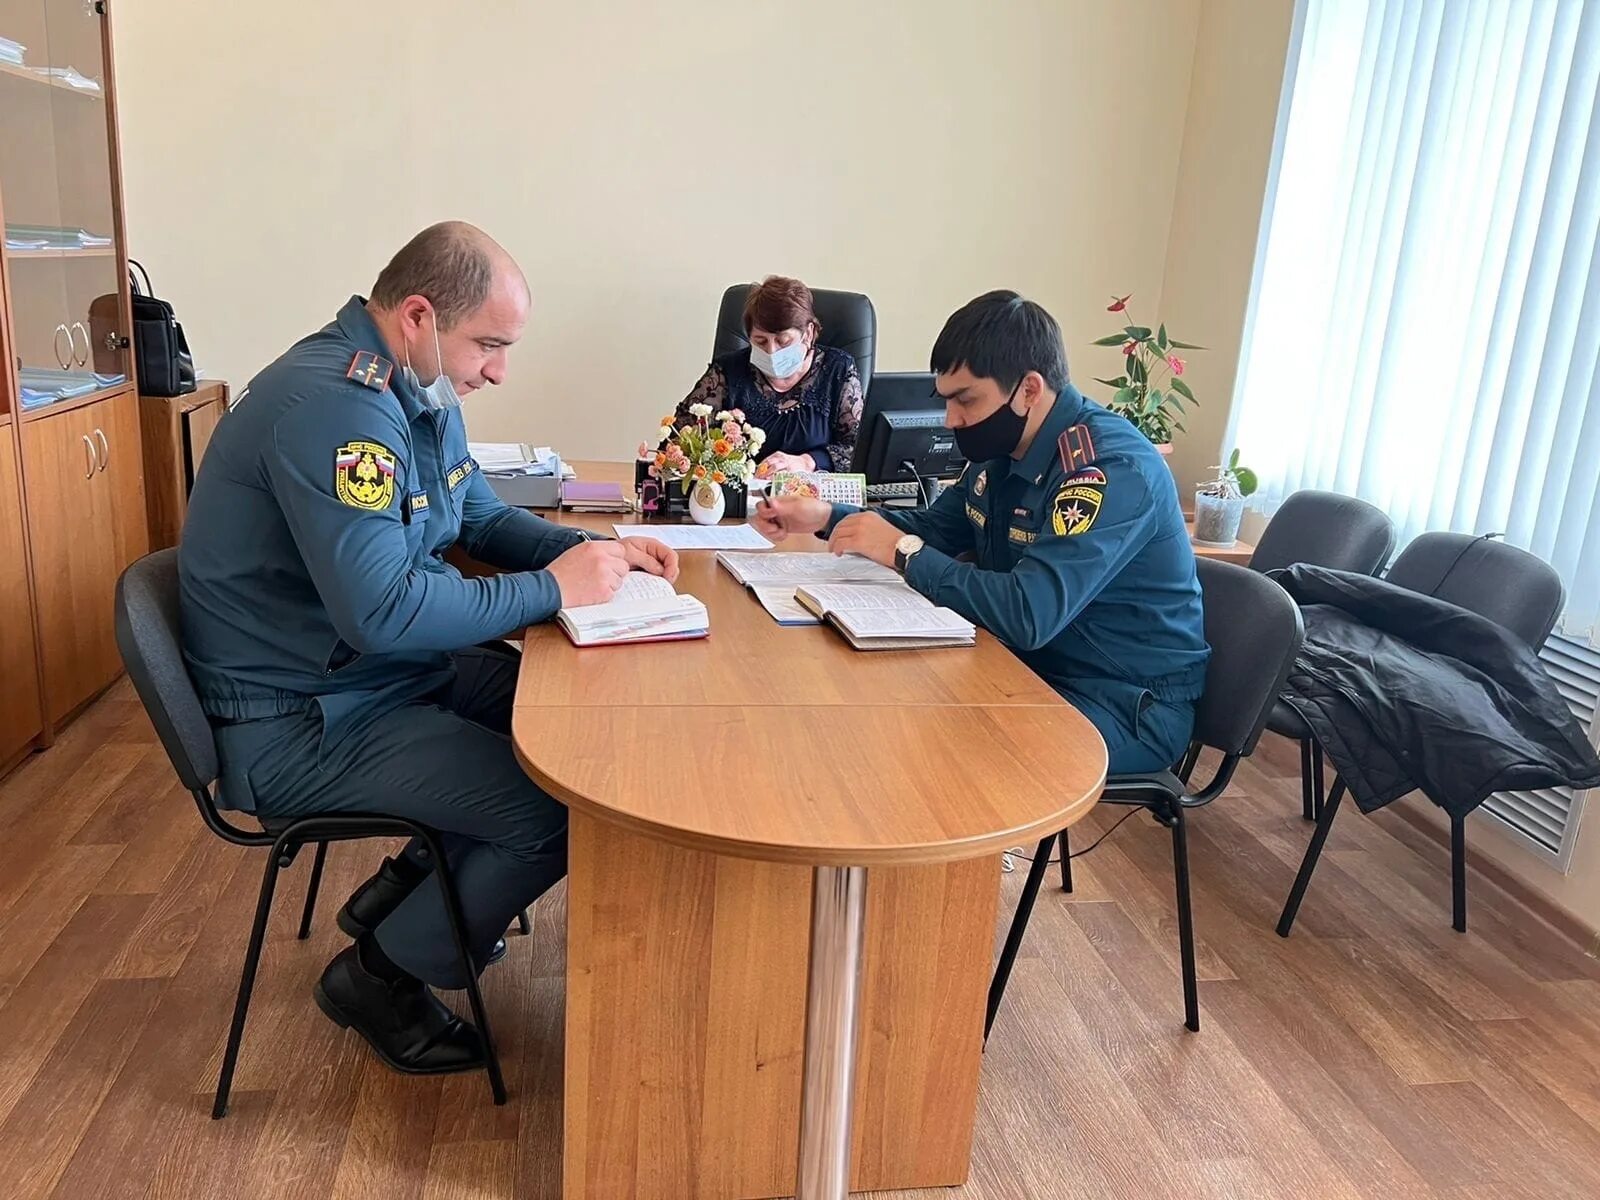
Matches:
[712,283,878,395]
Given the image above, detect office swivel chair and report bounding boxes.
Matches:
[114,549,509,1117]
[712,283,877,395]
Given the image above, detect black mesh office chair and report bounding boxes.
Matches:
[986,559,1304,1037]
[1252,491,1397,822]
[114,549,507,1117]
[1276,532,1565,937]
[712,283,878,395]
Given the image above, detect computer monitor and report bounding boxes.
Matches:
[851,372,965,500]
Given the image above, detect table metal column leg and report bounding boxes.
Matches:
[796,864,869,1200]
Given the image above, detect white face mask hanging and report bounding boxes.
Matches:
[404,307,463,410]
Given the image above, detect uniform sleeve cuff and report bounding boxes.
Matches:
[904,543,956,599]
[821,503,862,537]
[520,568,564,623]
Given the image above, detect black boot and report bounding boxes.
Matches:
[338,855,508,966]
[313,940,486,1075]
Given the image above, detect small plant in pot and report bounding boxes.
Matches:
[1092,293,1202,455]
[1192,449,1258,548]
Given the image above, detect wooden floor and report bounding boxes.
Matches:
[3,682,1600,1199]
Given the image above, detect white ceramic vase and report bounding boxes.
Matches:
[688,481,725,525]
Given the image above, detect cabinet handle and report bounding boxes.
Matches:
[82,434,97,479]
[53,323,73,370]
[69,322,90,367]
[95,428,109,472]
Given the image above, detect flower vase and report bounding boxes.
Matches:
[688,481,725,525]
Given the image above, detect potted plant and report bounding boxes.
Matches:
[1092,294,1202,456]
[1192,448,1258,547]
[640,404,766,524]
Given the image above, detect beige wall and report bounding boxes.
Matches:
[111,0,1202,458]
[1158,0,1295,499]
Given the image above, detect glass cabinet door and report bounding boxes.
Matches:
[0,0,126,413]
[43,0,126,386]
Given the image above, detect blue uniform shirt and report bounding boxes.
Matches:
[180,296,585,748]
[830,385,1209,759]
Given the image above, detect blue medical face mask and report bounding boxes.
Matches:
[404,309,464,410]
[751,335,808,380]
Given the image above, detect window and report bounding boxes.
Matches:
[1230,0,1600,643]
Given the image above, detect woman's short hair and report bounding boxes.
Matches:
[742,276,820,336]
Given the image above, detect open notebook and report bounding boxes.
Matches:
[555,572,708,647]
[794,582,975,650]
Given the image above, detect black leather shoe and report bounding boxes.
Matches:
[313,945,486,1076]
[338,858,509,966]
[337,856,425,939]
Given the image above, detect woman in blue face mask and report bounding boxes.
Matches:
[670,276,863,476]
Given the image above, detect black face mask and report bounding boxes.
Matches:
[953,379,1027,462]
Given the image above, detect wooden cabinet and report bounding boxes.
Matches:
[138,379,230,550]
[0,422,43,769]
[21,391,146,723]
[0,0,141,766]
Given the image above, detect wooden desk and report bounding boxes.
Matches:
[513,463,1108,1199]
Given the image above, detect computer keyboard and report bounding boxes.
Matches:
[865,481,922,502]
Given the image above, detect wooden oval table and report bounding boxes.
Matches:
[511,464,1108,1200]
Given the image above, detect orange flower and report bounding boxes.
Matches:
[713,438,731,455]
[694,465,707,479]
[654,452,668,468]
[712,469,726,483]
[660,415,677,428]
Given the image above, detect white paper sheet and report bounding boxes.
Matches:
[613,524,774,551]
[797,582,933,612]
[835,606,975,639]
[715,551,897,585]
[749,585,821,625]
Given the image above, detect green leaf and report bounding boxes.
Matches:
[1093,376,1128,389]
[1167,339,1205,350]
[1172,420,1188,434]
[1143,388,1164,415]
[1170,377,1197,403]
[1228,447,1240,469]
[1112,386,1136,409]
[1234,466,1258,497]
[1092,333,1128,346]
[1129,356,1147,383]
[1158,324,1168,350]
[1123,325,1152,340]
[1166,393,1186,412]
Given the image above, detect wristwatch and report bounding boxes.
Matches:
[894,533,925,574]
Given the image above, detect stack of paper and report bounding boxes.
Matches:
[0,38,25,66]
[555,572,709,647]
[560,480,631,513]
[468,442,574,479]
[4,224,113,250]
[32,66,101,92]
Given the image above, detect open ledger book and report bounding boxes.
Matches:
[795,582,976,650]
[555,572,708,647]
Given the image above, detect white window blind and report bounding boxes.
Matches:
[1229,0,1600,644]
[1482,633,1598,870]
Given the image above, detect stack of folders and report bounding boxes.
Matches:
[559,480,632,513]
[794,583,975,650]
[555,572,708,647]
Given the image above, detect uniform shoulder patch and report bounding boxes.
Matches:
[334,440,398,510]
[346,351,394,392]
[1051,467,1106,536]
[1058,423,1098,474]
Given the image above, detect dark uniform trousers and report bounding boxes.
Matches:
[222,646,566,989]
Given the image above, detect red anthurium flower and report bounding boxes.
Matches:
[1107,294,1131,312]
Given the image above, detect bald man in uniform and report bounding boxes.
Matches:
[180,223,677,1074]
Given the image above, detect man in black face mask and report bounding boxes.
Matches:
[752,289,1209,773]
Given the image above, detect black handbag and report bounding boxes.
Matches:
[128,259,195,396]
